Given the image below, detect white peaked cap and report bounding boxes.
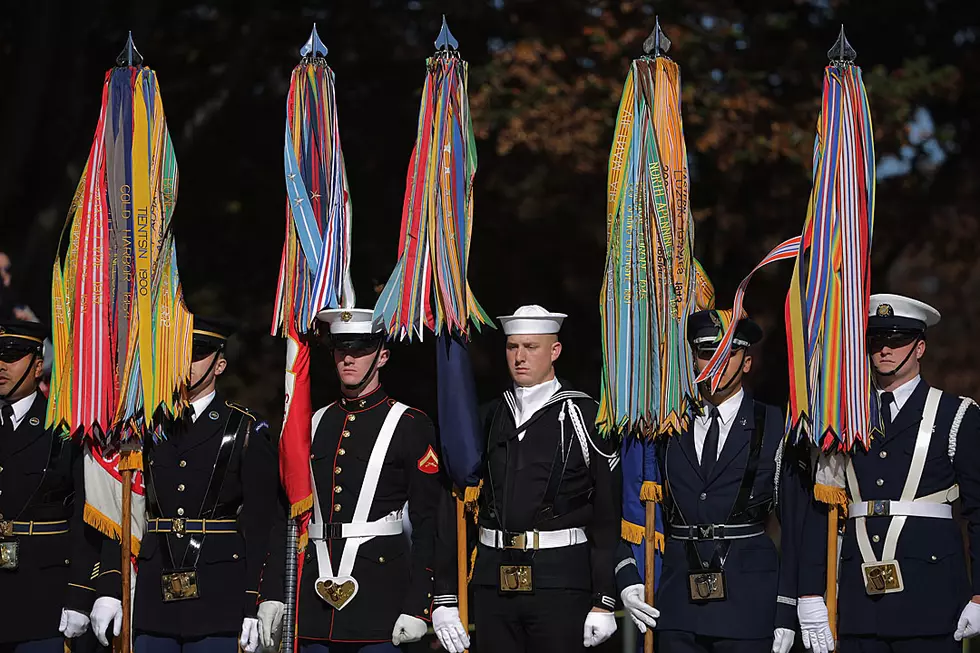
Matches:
[316,308,384,335]
[497,304,567,336]
[868,294,941,329]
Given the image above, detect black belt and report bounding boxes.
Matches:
[146,518,238,536]
[668,522,764,541]
[0,519,70,537]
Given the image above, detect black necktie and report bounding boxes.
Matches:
[880,392,895,424]
[701,405,720,478]
[0,403,14,430]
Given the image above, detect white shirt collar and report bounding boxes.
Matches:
[699,388,744,426]
[3,392,38,430]
[513,377,561,427]
[190,391,216,423]
[877,375,920,414]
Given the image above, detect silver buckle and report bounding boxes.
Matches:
[868,500,890,517]
[697,524,715,539]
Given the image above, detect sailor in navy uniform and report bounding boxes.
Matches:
[0,320,98,653]
[432,305,622,653]
[87,317,280,653]
[259,308,441,652]
[798,294,980,653]
[616,310,815,653]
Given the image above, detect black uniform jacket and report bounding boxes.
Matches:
[261,386,441,643]
[648,395,816,639]
[0,392,100,644]
[97,392,279,639]
[453,382,621,607]
[803,379,980,638]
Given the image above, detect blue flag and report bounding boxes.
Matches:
[436,334,484,490]
[621,435,663,586]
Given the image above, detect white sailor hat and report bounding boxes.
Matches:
[316,308,384,337]
[497,305,567,336]
[867,294,940,334]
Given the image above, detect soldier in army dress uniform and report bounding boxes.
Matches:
[258,308,442,653]
[0,320,99,653]
[88,317,281,653]
[797,294,980,653]
[431,305,622,653]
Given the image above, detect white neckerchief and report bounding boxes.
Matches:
[189,390,216,423]
[1,392,38,431]
[514,377,561,441]
[877,375,921,422]
[694,388,744,463]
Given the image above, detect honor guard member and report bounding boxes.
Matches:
[88,317,281,653]
[0,320,97,653]
[798,294,980,653]
[258,308,442,652]
[616,310,814,653]
[432,305,622,653]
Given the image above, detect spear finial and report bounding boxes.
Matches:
[435,15,459,51]
[115,31,143,67]
[300,23,328,58]
[827,25,857,64]
[643,16,671,56]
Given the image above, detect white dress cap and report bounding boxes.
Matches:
[316,308,384,335]
[868,294,941,328]
[497,304,567,336]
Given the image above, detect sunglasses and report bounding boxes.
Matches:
[867,332,919,351]
[0,347,38,364]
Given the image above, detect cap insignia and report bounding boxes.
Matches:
[877,304,894,318]
[341,311,353,322]
[0,327,5,335]
[709,312,721,328]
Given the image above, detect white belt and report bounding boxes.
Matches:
[479,527,587,551]
[308,510,405,540]
[848,485,959,520]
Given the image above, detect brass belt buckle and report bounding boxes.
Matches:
[504,532,526,550]
[862,560,904,595]
[688,570,727,602]
[0,541,19,570]
[161,569,200,602]
[499,565,533,593]
[171,518,187,538]
[868,500,890,517]
[0,520,13,538]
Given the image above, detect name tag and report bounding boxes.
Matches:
[862,560,904,595]
[161,569,200,602]
[688,571,727,602]
[0,541,19,570]
[499,565,533,593]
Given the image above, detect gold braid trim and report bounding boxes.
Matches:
[621,519,665,552]
[83,504,141,556]
[639,481,663,503]
[290,494,313,519]
[814,483,849,514]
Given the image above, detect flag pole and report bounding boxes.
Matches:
[120,468,132,653]
[826,507,838,640]
[644,501,657,653]
[455,497,469,651]
[283,519,299,653]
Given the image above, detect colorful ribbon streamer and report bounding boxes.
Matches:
[374,52,490,340]
[49,64,192,443]
[598,56,710,439]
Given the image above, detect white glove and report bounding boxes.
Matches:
[239,617,260,653]
[59,609,91,638]
[90,597,123,647]
[583,610,618,648]
[620,584,659,634]
[772,627,795,653]
[798,596,835,653]
[432,606,470,653]
[954,600,980,641]
[391,614,427,646]
[257,601,285,650]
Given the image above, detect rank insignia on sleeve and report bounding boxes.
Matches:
[417,445,440,475]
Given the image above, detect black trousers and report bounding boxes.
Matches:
[658,631,771,653]
[838,635,959,653]
[474,586,591,653]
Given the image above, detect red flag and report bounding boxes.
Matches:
[279,322,313,533]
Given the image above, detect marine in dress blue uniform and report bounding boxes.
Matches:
[0,320,100,653]
[88,318,280,653]
[799,294,980,653]
[259,308,441,653]
[616,310,819,653]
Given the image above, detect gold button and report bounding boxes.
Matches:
[179,460,187,468]
[359,400,366,408]
[310,454,315,460]
[424,608,429,615]
[65,559,71,565]
[428,593,432,598]
[872,535,880,543]
[379,556,385,563]
[335,466,342,474]
[335,486,342,493]
[177,484,186,492]
[348,415,356,422]
[342,430,351,438]
[334,504,342,512]
[233,553,240,560]
[149,460,155,466]
[931,555,938,561]
[880,451,888,459]
[876,479,884,487]
[338,448,346,456]
[177,507,185,516]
